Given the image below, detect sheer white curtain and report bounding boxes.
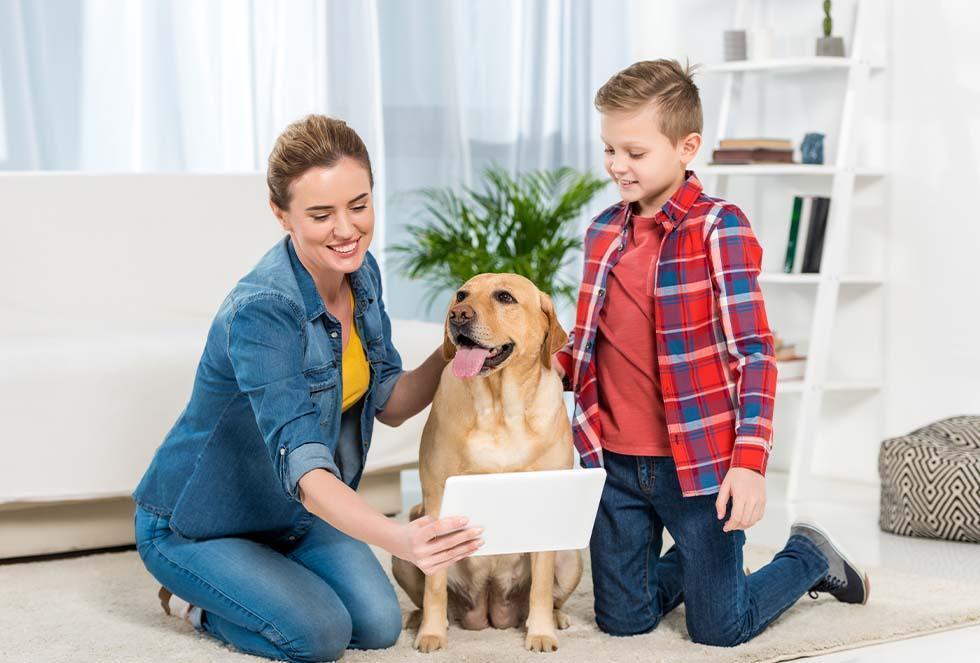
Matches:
[0,0,385,171]
[0,0,636,315]
[378,0,636,319]
[0,0,389,267]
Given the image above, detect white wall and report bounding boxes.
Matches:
[630,0,980,483]
[883,1,980,438]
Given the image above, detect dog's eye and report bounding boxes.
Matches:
[456,291,467,303]
[495,291,515,304]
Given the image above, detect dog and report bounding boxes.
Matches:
[391,273,582,653]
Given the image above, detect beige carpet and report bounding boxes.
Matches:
[3,543,980,663]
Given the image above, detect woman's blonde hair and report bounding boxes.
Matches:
[267,114,373,211]
[594,59,703,144]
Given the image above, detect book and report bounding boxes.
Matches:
[792,196,814,274]
[711,148,794,164]
[801,197,831,273]
[812,197,831,271]
[783,196,804,273]
[719,138,793,150]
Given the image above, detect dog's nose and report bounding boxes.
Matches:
[449,303,475,326]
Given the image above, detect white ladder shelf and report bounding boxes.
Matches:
[704,0,887,502]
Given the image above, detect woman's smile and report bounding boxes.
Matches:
[327,238,360,257]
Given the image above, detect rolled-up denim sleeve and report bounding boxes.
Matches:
[227,294,341,501]
[366,253,404,413]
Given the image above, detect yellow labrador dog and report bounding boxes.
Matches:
[392,273,583,653]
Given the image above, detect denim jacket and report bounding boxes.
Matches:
[132,236,404,541]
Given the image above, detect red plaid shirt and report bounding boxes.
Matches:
[556,171,777,497]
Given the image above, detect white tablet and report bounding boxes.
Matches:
[438,468,607,556]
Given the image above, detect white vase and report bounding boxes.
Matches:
[749,28,773,60]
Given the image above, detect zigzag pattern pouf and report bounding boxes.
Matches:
[879,415,980,543]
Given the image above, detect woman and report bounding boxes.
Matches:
[132,115,484,662]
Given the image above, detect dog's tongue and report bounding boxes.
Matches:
[453,346,491,379]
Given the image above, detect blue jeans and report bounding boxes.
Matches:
[590,450,830,646]
[134,506,402,662]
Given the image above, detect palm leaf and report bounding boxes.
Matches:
[389,165,608,311]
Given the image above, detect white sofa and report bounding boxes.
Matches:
[0,173,438,559]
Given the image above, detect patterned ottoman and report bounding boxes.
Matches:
[879,415,980,543]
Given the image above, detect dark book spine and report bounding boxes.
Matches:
[801,197,822,272]
[784,196,803,273]
[809,198,831,272]
[802,197,830,273]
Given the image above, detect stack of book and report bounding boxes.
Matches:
[712,138,794,164]
[774,332,807,381]
[783,195,831,273]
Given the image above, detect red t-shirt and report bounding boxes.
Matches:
[595,212,672,457]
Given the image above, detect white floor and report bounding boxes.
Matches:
[400,469,980,662]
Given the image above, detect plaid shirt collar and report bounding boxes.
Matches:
[623,170,703,231]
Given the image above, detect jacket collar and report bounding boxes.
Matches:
[286,236,376,323]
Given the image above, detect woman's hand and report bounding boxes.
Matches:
[299,470,484,574]
[389,515,484,575]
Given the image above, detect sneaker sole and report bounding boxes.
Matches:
[793,520,870,605]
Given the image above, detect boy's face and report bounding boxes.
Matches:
[601,102,700,216]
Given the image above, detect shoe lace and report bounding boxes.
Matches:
[809,573,846,598]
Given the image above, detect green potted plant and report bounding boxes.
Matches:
[389,166,608,313]
[816,0,845,56]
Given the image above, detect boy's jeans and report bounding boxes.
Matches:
[590,450,830,646]
[134,505,402,662]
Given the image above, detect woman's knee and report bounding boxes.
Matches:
[281,610,353,662]
[349,598,402,650]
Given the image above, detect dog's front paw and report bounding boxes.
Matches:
[525,631,559,652]
[414,630,448,653]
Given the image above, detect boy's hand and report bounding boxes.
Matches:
[715,467,766,532]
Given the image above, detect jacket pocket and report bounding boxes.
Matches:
[304,364,338,425]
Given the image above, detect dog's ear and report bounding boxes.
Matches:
[539,292,569,370]
[442,318,458,362]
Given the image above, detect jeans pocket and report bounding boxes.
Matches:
[134,507,157,557]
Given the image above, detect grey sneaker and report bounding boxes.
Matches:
[790,520,870,605]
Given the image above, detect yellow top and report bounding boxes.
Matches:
[341,287,370,412]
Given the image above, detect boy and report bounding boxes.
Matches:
[553,59,869,646]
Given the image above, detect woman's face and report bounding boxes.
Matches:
[271,157,375,278]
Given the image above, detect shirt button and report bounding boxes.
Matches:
[619,243,625,251]
[288,535,296,541]
[330,331,339,338]
[598,288,605,297]
[586,340,593,350]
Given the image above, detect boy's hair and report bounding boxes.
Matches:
[594,59,703,144]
